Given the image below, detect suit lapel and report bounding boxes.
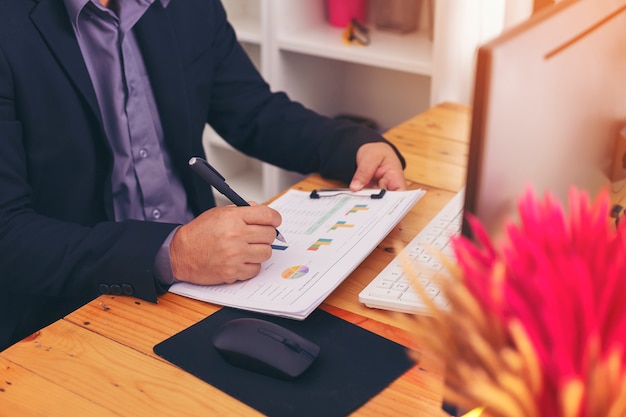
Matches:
[30,0,103,127]
[31,0,198,210]
[30,0,190,161]
[134,1,192,170]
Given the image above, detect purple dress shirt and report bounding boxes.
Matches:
[64,0,193,284]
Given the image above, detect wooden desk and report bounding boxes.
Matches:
[0,102,471,417]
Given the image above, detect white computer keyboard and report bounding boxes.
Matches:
[358,189,465,314]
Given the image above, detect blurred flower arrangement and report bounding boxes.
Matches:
[404,187,626,417]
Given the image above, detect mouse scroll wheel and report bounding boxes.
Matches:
[258,327,302,352]
[283,339,302,352]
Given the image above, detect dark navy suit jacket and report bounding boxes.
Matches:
[0,0,403,350]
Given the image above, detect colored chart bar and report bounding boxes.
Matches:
[308,238,333,251]
[330,221,354,231]
[346,204,369,214]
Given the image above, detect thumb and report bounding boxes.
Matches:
[349,163,376,191]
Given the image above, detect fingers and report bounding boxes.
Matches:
[350,142,407,191]
[169,205,281,286]
[241,204,282,229]
[377,168,408,191]
[349,163,376,191]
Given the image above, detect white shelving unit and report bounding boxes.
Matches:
[204,0,498,203]
[202,0,266,205]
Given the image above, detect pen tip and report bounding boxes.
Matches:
[276,231,287,243]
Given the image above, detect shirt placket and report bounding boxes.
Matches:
[119,32,169,221]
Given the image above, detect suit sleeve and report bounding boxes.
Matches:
[0,47,174,303]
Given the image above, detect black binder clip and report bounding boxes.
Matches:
[309,189,386,199]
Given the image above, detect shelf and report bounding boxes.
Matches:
[213,166,265,206]
[277,26,433,75]
[215,0,487,204]
[223,0,262,44]
[202,145,265,205]
[232,167,265,202]
[203,124,237,151]
[202,125,265,203]
[229,14,262,44]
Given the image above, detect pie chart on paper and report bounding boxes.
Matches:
[281,265,309,279]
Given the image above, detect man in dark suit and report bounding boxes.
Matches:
[0,0,406,351]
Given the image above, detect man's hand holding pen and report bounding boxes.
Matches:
[172,144,406,286]
[169,203,282,285]
[189,157,286,242]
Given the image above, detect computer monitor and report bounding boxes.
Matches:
[464,0,626,237]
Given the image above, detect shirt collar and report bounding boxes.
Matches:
[63,0,171,30]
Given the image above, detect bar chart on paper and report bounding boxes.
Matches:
[347,204,369,214]
[308,238,333,251]
[169,189,425,319]
[330,221,354,230]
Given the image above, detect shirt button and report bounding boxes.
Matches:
[152,208,161,219]
[139,148,148,158]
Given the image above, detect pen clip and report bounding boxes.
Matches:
[309,189,386,199]
[189,157,225,181]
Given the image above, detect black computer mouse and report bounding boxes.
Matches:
[212,318,320,380]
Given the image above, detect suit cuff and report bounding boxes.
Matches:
[154,226,181,288]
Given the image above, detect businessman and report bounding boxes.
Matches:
[0,0,406,351]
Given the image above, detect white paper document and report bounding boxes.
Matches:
[169,188,425,319]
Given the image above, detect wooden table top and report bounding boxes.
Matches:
[0,102,471,417]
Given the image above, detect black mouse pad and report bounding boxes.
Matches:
[153,307,416,417]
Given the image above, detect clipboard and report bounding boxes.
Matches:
[168,189,425,319]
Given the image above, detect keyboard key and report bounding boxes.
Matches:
[368,288,403,300]
[392,282,409,292]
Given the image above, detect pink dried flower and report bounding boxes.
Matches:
[409,187,626,417]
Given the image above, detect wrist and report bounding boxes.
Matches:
[154,227,181,286]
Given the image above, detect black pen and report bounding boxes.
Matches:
[188,156,287,243]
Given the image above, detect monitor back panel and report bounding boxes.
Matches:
[465,0,626,236]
